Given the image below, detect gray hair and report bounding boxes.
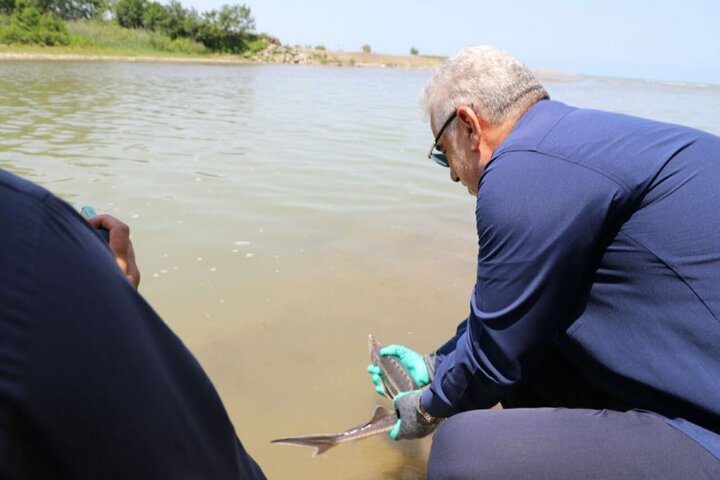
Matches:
[422,46,549,131]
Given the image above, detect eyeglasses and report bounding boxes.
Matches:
[426,109,458,168]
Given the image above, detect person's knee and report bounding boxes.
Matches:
[427,411,503,480]
[427,415,466,480]
[428,409,556,480]
[429,408,720,480]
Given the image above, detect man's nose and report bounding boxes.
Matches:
[450,170,460,183]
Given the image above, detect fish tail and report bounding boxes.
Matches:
[271,436,338,457]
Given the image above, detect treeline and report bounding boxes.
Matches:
[0,0,268,53]
[114,0,261,53]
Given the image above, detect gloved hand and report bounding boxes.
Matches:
[367,344,435,397]
[389,390,442,440]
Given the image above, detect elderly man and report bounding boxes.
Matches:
[371,46,720,479]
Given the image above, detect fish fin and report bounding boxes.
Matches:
[370,405,394,423]
[312,443,335,457]
[272,437,337,457]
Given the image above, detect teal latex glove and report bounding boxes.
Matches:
[388,390,441,440]
[367,344,435,397]
[366,364,387,396]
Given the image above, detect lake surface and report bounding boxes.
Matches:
[1,60,718,479]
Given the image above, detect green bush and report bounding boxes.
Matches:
[410,46,418,55]
[148,33,204,53]
[241,32,266,54]
[0,1,70,45]
[314,44,325,51]
[361,44,370,54]
[166,35,203,53]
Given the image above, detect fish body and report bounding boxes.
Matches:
[271,334,416,456]
[271,405,397,456]
[368,334,419,399]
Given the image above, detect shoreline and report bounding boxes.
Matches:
[0,46,578,82]
[0,46,447,69]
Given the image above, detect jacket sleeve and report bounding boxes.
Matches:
[421,151,627,417]
[433,319,467,364]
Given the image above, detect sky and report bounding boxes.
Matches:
[184,0,720,85]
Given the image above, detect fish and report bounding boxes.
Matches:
[271,405,398,456]
[271,334,419,456]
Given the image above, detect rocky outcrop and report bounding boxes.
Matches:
[251,45,319,65]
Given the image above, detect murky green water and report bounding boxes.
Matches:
[1,61,718,479]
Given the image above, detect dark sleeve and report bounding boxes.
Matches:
[431,319,467,372]
[421,152,628,417]
[0,177,265,479]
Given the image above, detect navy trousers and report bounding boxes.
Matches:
[427,408,720,480]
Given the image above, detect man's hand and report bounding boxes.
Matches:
[389,390,441,440]
[87,215,140,289]
[367,344,435,397]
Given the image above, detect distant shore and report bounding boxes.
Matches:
[0,45,576,82]
[0,44,447,69]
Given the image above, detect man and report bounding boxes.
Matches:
[371,46,720,479]
[0,169,266,479]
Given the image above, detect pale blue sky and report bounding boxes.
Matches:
[185,0,720,84]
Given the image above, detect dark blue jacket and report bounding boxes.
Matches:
[0,170,265,479]
[421,100,720,459]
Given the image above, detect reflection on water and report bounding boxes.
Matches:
[1,61,719,479]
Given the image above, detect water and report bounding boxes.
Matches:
[1,61,719,479]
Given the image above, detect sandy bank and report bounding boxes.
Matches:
[0,50,256,65]
[0,46,447,69]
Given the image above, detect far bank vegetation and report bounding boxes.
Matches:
[0,0,273,55]
[0,0,446,69]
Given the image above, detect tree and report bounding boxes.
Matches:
[195,3,255,53]
[141,1,166,31]
[0,0,106,18]
[160,0,187,38]
[51,0,108,20]
[214,3,253,33]
[410,46,418,55]
[361,44,371,54]
[114,0,146,28]
[102,0,260,55]
[181,6,200,38]
[0,0,70,45]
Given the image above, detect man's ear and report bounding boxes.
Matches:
[456,106,482,152]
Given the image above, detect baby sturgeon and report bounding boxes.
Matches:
[271,334,420,456]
